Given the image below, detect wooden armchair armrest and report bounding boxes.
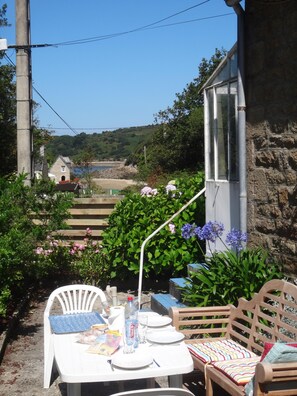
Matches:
[169,305,234,340]
[255,361,297,384]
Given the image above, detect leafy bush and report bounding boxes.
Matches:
[0,174,73,316]
[34,236,73,279]
[34,229,110,288]
[68,229,110,287]
[101,173,205,280]
[180,222,283,307]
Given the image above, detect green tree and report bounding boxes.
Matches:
[137,48,227,177]
[0,4,17,176]
[0,62,16,176]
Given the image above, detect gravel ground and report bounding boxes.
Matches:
[0,285,205,396]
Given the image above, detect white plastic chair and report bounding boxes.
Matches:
[109,388,195,396]
[43,284,107,388]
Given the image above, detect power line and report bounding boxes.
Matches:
[42,127,121,131]
[53,0,211,47]
[41,126,151,132]
[4,53,79,136]
[32,86,79,135]
[7,3,233,50]
[53,12,233,47]
[3,1,234,136]
[5,54,145,135]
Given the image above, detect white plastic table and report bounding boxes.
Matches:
[53,332,193,396]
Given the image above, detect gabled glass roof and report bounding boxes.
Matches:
[203,43,237,89]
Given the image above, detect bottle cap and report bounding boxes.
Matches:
[127,296,134,301]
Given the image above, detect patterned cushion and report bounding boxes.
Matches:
[212,357,260,385]
[49,312,105,334]
[187,339,257,363]
[245,343,297,396]
[260,342,297,361]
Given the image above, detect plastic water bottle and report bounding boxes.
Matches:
[124,296,139,351]
[124,296,135,319]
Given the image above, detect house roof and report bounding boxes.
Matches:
[58,155,73,166]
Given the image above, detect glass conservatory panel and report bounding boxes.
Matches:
[216,85,228,180]
[207,88,215,179]
[213,63,229,85]
[230,52,237,78]
[229,82,238,180]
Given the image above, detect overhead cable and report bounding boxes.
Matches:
[4,53,79,136]
[53,0,211,46]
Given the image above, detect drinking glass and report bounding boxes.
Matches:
[138,314,148,343]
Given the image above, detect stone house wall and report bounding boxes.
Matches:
[49,156,71,183]
[245,0,297,276]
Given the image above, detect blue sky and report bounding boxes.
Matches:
[2,0,239,136]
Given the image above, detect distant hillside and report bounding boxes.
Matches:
[46,125,158,163]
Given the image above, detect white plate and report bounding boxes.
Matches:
[138,311,159,318]
[147,331,184,344]
[112,352,153,369]
[146,316,172,328]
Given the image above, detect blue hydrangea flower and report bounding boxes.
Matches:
[198,221,224,242]
[226,228,247,251]
[181,223,196,240]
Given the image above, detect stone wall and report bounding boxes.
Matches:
[49,156,71,182]
[245,0,297,276]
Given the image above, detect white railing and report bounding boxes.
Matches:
[137,186,206,308]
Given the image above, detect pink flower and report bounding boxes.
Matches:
[35,247,44,255]
[166,184,177,196]
[141,186,158,196]
[86,227,92,236]
[141,186,153,196]
[169,223,176,234]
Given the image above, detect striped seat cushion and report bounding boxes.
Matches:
[187,339,257,363]
[212,357,260,385]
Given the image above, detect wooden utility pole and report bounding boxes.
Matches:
[16,0,32,185]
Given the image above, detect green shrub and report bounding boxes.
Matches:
[34,229,110,288]
[68,229,110,287]
[180,222,283,307]
[0,174,73,316]
[101,173,205,280]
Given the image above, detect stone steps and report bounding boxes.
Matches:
[150,293,187,316]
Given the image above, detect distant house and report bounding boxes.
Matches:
[49,156,73,183]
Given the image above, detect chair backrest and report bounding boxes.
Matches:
[44,284,107,316]
[43,284,107,388]
[109,388,195,396]
[227,279,297,355]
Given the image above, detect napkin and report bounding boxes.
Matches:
[108,306,125,332]
[86,330,121,356]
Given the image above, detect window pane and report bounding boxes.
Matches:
[207,89,214,179]
[216,86,228,180]
[213,63,229,85]
[230,52,237,78]
[229,82,238,180]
